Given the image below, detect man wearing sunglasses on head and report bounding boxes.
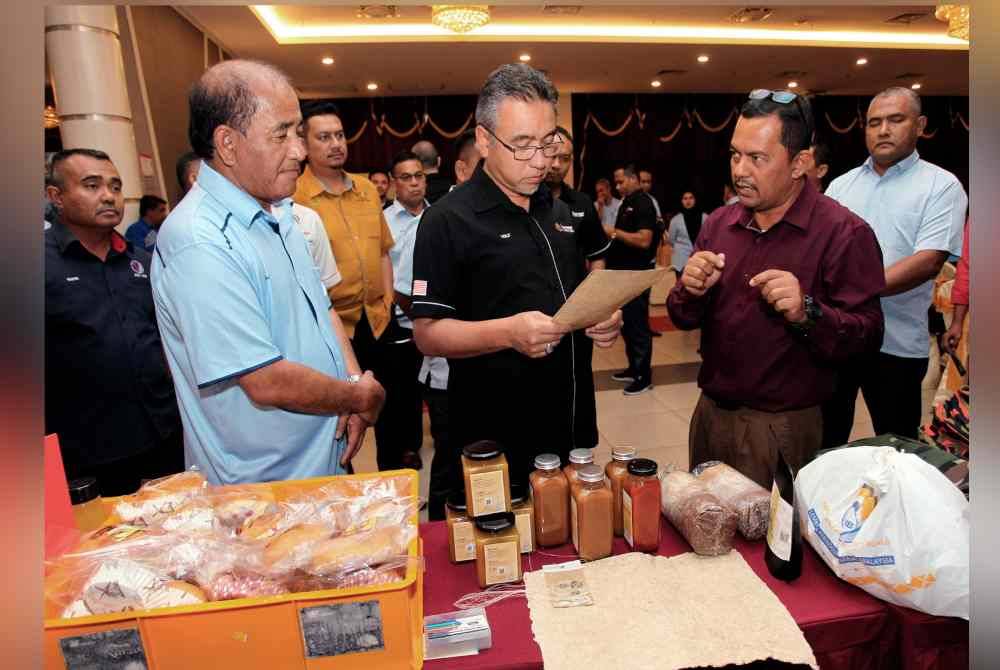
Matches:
[410,63,622,492]
[666,89,886,488]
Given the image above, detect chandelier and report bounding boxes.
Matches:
[44,105,60,129]
[935,4,970,41]
[431,5,490,33]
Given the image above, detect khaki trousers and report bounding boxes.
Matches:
[689,393,823,489]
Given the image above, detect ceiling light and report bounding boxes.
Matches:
[250,6,968,49]
[787,81,799,88]
[367,82,379,91]
[321,56,334,65]
[519,53,531,62]
[431,5,490,34]
[856,57,868,65]
[935,4,970,41]
[697,54,710,63]
[651,80,662,88]
[911,82,922,90]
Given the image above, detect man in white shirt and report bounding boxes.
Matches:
[822,86,967,446]
[379,150,429,472]
[594,177,621,230]
[289,202,341,291]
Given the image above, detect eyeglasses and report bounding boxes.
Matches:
[479,125,563,161]
[394,171,426,182]
[748,88,813,141]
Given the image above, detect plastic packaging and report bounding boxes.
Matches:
[693,461,771,541]
[660,469,737,556]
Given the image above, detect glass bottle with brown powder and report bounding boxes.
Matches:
[462,440,511,517]
[571,464,613,562]
[474,512,522,588]
[445,491,476,563]
[604,446,636,536]
[563,448,594,492]
[510,483,535,554]
[529,453,570,547]
[623,458,661,553]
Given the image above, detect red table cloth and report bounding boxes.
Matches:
[420,517,905,669]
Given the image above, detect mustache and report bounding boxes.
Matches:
[734,180,756,190]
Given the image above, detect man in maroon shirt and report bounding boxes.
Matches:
[667,90,885,487]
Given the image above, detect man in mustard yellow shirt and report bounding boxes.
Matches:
[295,101,411,470]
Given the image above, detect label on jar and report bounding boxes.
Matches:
[571,496,579,551]
[767,482,793,562]
[470,470,506,516]
[484,541,519,585]
[622,489,634,547]
[514,509,534,554]
[452,520,476,562]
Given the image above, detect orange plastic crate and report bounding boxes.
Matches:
[44,469,424,670]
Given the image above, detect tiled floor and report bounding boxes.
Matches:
[352,269,878,517]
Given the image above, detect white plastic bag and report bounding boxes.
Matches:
[795,446,968,619]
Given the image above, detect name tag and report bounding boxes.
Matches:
[554,224,575,234]
[571,210,585,218]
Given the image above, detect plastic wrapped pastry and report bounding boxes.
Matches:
[660,470,737,556]
[693,461,771,541]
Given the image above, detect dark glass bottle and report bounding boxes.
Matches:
[765,450,802,581]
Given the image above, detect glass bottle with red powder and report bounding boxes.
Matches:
[623,458,661,553]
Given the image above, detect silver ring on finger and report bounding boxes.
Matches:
[544,342,554,355]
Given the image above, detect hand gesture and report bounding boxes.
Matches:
[681,251,726,296]
[749,269,806,323]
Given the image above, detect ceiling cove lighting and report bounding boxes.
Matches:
[249,6,968,49]
[650,79,662,88]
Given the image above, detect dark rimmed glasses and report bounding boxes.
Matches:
[479,124,563,161]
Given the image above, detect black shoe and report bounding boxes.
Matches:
[623,379,653,396]
[611,370,635,383]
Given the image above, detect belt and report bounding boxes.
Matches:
[704,393,745,412]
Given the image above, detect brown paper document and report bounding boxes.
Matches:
[553,268,669,331]
[525,551,818,670]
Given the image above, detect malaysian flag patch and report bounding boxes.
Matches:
[412,279,428,297]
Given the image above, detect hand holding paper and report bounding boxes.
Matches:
[553,268,668,331]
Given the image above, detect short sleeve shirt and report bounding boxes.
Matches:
[289,202,341,290]
[383,199,427,330]
[825,151,967,358]
[606,190,658,269]
[556,183,611,267]
[293,165,394,338]
[410,164,599,484]
[151,162,349,485]
[45,222,181,469]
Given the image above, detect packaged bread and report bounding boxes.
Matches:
[660,470,737,556]
[211,485,277,533]
[262,523,331,572]
[309,526,411,576]
[693,461,771,540]
[160,500,217,534]
[110,470,208,527]
[201,569,289,601]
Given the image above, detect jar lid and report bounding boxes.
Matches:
[446,491,467,512]
[577,464,605,483]
[510,483,528,504]
[627,458,658,477]
[475,512,515,533]
[463,440,504,461]
[534,453,561,470]
[568,448,594,465]
[68,477,100,505]
[612,446,637,461]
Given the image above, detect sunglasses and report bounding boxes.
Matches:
[748,89,813,142]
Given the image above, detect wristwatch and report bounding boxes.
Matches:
[346,373,362,384]
[791,295,822,332]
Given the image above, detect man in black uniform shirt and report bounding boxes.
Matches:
[607,163,658,395]
[411,64,622,490]
[45,149,184,495]
[412,140,453,204]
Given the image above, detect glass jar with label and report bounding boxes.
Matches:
[571,464,613,562]
[510,483,535,554]
[462,440,511,518]
[69,477,106,533]
[604,446,636,537]
[445,491,476,563]
[529,453,570,547]
[563,448,594,493]
[474,512,522,588]
[623,458,661,553]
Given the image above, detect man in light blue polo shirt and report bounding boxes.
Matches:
[150,60,385,484]
[822,86,966,446]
